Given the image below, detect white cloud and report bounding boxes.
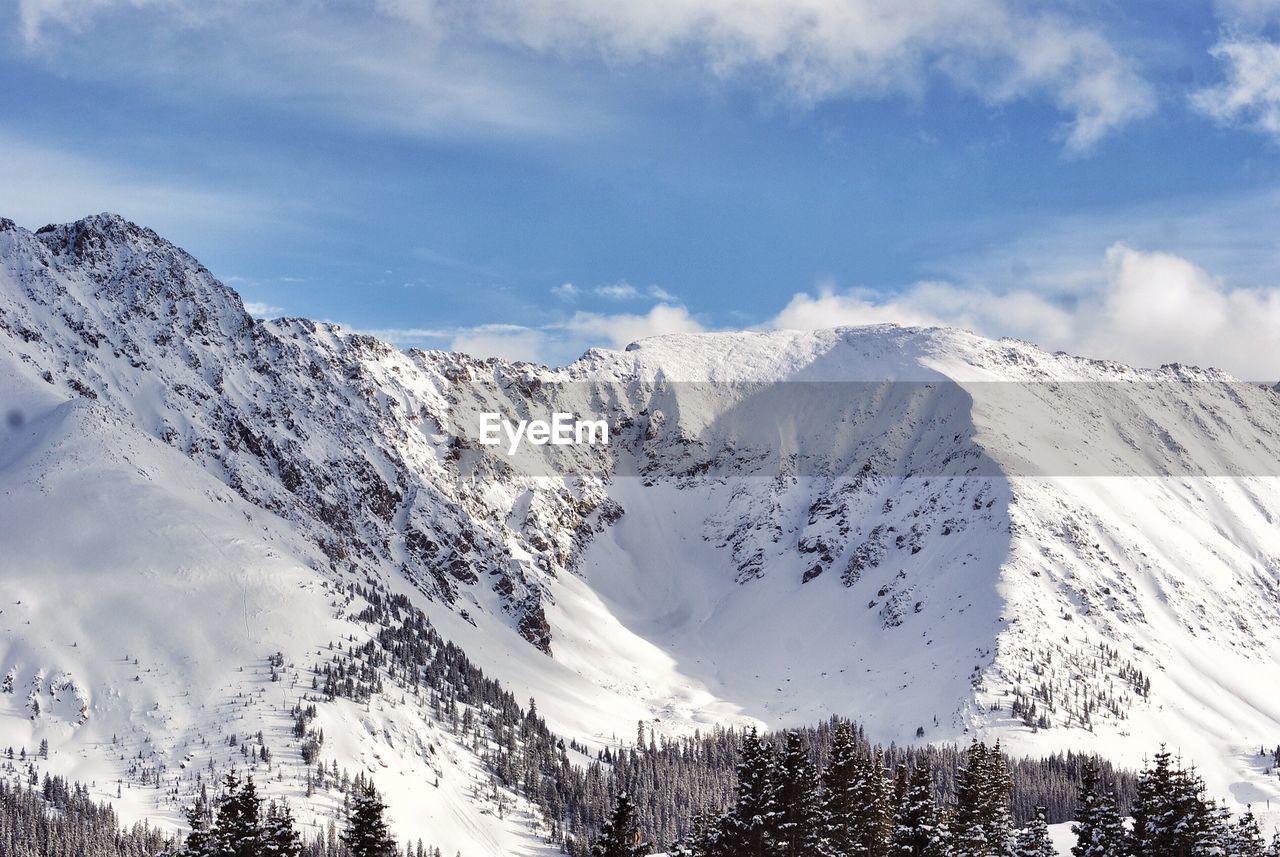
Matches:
[554,281,677,303]
[1192,37,1280,137]
[593,282,640,300]
[242,301,284,318]
[1080,245,1280,378]
[469,0,1154,151]
[772,279,1074,348]
[773,284,945,331]
[11,0,1154,150]
[450,324,549,364]
[560,304,705,350]
[769,245,1280,379]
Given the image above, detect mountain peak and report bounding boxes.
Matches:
[1,212,257,350]
[34,212,165,262]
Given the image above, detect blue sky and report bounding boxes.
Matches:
[3,0,1280,376]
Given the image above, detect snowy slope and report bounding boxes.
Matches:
[3,214,1280,843]
[0,216,567,854]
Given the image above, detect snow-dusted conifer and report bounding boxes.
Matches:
[590,791,650,857]
[775,731,822,857]
[1230,806,1266,857]
[821,721,864,857]
[891,763,946,857]
[1073,759,1128,857]
[1016,807,1057,857]
[341,783,399,857]
[261,800,303,857]
[716,727,779,857]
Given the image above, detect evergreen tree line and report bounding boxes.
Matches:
[587,734,1280,857]
[1072,746,1280,857]
[664,726,1027,857]
[0,775,171,857]
[584,718,1136,848]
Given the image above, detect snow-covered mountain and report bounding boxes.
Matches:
[3,214,1280,852]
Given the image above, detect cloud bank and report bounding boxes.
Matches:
[772,245,1280,380]
[13,0,1154,151]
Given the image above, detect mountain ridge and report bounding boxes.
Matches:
[3,213,1280,850]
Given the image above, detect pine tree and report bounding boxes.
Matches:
[820,726,894,857]
[1132,748,1222,857]
[822,722,865,857]
[1173,765,1216,857]
[854,749,894,857]
[891,763,946,857]
[176,772,308,857]
[182,792,213,857]
[213,772,263,857]
[683,810,720,857]
[261,800,303,857]
[1073,759,1129,857]
[1193,800,1230,857]
[1231,807,1266,857]
[983,741,1016,857]
[342,783,399,857]
[952,740,991,857]
[716,727,779,857]
[590,791,650,857]
[1131,747,1172,857]
[775,731,822,857]
[1016,807,1057,857]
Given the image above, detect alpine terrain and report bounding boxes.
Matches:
[3,213,1280,854]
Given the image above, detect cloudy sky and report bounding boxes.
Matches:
[3,0,1280,376]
